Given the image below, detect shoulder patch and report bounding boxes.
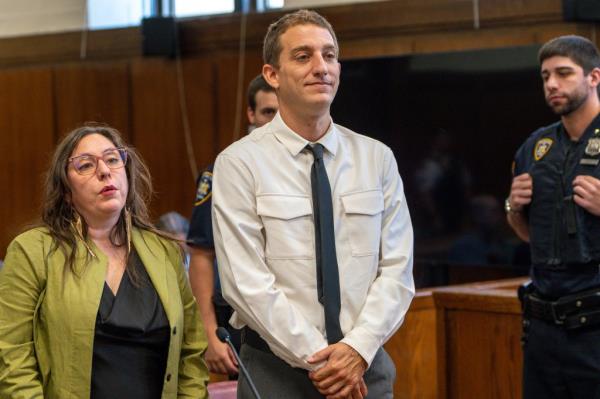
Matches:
[194,171,213,206]
[533,138,553,161]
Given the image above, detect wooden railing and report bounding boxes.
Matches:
[386,277,527,398]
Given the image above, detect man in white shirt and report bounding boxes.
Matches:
[212,9,414,399]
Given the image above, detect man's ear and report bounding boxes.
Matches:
[589,67,600,89]
[247,106,256,125]
[262,64,279,90]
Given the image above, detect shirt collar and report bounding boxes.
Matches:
[582,111,600,142]
[269,112,339,157]
[558,111,600,144]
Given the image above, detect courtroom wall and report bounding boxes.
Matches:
[0,0,594,258]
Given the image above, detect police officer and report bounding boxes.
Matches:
[507,35,600,398]
[187,74,278,376]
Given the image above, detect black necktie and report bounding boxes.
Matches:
[307,144,343,344]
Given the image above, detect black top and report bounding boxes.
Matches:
[91,251,170,399]
[513,113,600,298]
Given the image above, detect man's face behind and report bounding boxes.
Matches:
[268,24,340,115]
[249,90,278,127]
[541,55,592,116]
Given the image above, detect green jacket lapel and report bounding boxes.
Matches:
[132,228,171,323]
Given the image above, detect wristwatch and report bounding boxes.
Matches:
[504,198,521,214]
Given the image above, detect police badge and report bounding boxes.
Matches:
[194,171,213,206]
[585,138,600,156]
[534,138,553,161]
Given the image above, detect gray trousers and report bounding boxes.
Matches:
[237,344,396,399]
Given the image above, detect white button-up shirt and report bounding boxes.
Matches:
[212,112,414,370]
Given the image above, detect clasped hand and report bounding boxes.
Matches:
[307,342,368,399]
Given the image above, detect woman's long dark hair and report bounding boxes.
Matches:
[41,123,171,279]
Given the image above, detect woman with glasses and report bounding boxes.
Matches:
[0,124,208,399]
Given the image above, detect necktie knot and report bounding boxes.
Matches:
[307,143,324,161]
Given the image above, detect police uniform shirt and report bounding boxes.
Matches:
[187,166,227,306]
[513,113,600,298]
[188,165,214,249]
[212,112,415,370]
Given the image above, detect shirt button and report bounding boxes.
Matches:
[166,373,172,382]
[173,327,177,335]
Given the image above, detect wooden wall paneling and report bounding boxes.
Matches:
[213,52,239,153]
[478,0,560,23]
[0,67,55,258]
[130,58,195,220]
[412,23,592,55]
[386,291,442,399]
[0,0,568,68]
[53,61,131,139]
[0,27,140,68]
[340,22,592,61]
[178,0,562,56]
[446,310,522,399]
[214,50,264,152]
[435,300,448,399]
[435,281,524,399]
[180,56,220,172]
[383,278,526,398]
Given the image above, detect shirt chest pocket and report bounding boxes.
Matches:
[341,190,384,257]
[257,195,314,259]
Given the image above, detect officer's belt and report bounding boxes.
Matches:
[523,287,600,329]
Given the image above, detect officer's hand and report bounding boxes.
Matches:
[509,173,533,211]
[204,335,239,375]
[308,342,367,399]
[573,175,600,216]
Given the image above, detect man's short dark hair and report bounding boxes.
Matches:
[538,35,600,74]
[247,74,275,111]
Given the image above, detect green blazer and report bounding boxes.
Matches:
[0,227,209,399]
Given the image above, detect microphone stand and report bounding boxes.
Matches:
[216,327,262,399]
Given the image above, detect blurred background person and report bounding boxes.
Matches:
[448,194,515,265]
[0,124,208,398]
[156,211,191,272]
[246,73,279,132]
[187,74,278,377]
[414,128,471,238]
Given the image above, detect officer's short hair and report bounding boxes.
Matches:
[247,74,275,112]
[263,9,338,69]
[539,35,600,74]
